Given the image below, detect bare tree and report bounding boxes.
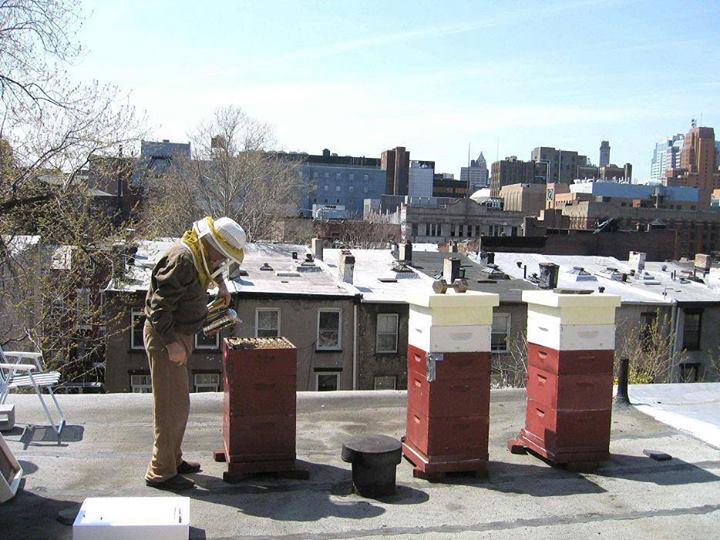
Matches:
[492,330,528,388]
[0,1,142,387]
[614,312,686,383]
[0,0,141,216]
[140,106,301,241]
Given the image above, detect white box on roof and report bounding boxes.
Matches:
[407,289,499,328]
[408,289,499,310]
[522,290,621,311]
[73,497,189,540]
[409,322,492,353]
[527,322,616,351]
[527,305,617,327]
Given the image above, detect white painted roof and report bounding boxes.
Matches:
[630,383,720,449]
[107,240,356,298]
[322,248,432,303]
[482,252,673,305]
[1,235,40,257]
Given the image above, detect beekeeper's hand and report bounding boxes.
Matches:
[217,280,231,308]
[167,341,187,366]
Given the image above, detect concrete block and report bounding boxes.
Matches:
[72,497,189,539]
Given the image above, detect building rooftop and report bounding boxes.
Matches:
[2,387,719,539]
[322,248,431,303]
[482,252,720,305]
[107,240,356,299]
[410,251,538,303]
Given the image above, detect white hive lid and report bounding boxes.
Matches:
[408,288,499,309]
[522,289,621,309]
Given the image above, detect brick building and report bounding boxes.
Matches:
[490,156,540,197]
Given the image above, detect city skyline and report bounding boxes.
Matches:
[74,0,720,180]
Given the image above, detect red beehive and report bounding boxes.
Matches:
[403,346,492,477]
[510,290,620,465]
[214,337,305,481]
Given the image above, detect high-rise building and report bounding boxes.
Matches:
[381,146,410,196]
[530,147,588,184]
[460,152,489,192]
[409,160,434,198]
[490,156,540,197]
[599,141,610,167]
[664,126,720,206]
[650,134,684,182]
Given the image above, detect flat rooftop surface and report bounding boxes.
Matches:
[1,389,719,539]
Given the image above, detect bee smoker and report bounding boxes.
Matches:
[203,297,240,336]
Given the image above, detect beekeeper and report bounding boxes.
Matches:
[144,216,245,491]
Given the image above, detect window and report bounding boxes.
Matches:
[130,373,151,393]
[195,331,220,350]
[323,185,328,191]
[312,172,319,179]
[50,297,66,319]
[349,185,354,192]
[683,309,703,351]
[491,313,511,352]
[349,173,355,181]
[256,308,280,337]
[640,311,657,351]
[194,373,220,392]
[316,372,339,391]
[336,185,341,192]
[317,309,342,350]
[376,313,399,353]
[76,288,92,329]
[374,375,397,390]
[130,309,146,350]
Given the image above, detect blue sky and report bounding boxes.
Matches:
[75,0,720,180]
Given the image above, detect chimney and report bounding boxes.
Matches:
[449,241,458,253]
[339,252,355,284]
[538,262,559,289]
[399,241,412,264]
[443,257,461,284]
[486,252,495,265]
[311,238,324,260]
[629,251,646,273]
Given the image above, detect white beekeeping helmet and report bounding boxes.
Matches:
[193,216,246,266]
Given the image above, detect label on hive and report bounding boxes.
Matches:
[408,323,491,353]
[527,323,615,351]
[527,344,614,375]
